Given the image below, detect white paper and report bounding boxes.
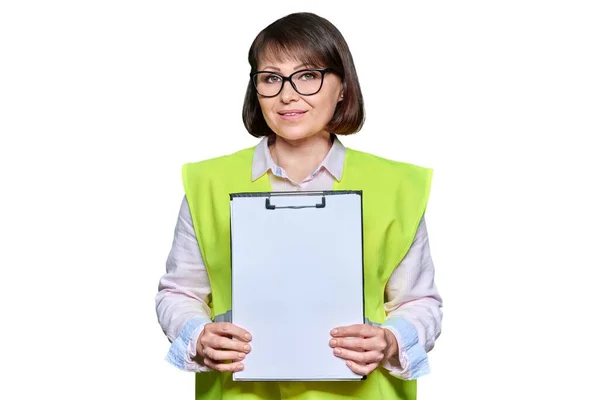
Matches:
[230,192,364,381]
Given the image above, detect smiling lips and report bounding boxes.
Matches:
[278,110,307,120]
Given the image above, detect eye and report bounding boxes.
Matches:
[299,72,317,81]
[264,74,282,84]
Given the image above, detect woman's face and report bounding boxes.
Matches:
[256,57,343,143]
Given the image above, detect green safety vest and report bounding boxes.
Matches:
[182,145,432,400]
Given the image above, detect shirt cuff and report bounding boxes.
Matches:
[165,317,212,372]
[381,317,431,380]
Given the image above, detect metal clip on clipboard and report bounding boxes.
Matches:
[265,191,326,210]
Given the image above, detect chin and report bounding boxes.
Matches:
[276,132,313,142]
[273,127,325,142]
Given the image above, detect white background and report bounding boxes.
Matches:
[1,1,599,399]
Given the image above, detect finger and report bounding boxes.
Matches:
[329,336,367,351]
[207,322,252,342]
[203,358,245,373]
[333,348,384,365]
[201,334,252,353]
[200,347,248,362]
[345,360,378,376]
[331,324,378,338]
[332,336,387,352]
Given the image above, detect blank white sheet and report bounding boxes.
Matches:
[230,191,364,381]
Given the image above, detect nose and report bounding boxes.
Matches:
[279,79,299,103]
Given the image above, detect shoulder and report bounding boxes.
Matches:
[345,147,433,180]
[183,146,255,176]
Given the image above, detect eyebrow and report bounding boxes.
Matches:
[261,63,311,72]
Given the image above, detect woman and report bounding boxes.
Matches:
[156,12,442,400]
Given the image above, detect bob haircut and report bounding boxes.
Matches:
[242,12,365,138]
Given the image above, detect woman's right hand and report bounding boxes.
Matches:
[196,322,252,372]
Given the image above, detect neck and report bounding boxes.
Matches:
[269,131,333,183]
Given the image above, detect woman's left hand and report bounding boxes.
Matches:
[329,324,399,376]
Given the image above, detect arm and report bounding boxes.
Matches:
[381,216,443,379]
[155,196,212,372]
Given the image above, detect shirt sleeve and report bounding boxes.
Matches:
[155,195,213,372]
[380,217,443,380]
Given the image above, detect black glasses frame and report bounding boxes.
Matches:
[250,68,333,98]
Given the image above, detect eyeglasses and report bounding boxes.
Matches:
[250,68,333,97]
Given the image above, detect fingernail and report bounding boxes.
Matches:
[237,364,244,371]
[238,353,245,359]
[244,344,251,352]
[330,339,337,346]
[334,348,342,355]
[245,333,252,340]
[346,361,352,367]
[331,329,338,335]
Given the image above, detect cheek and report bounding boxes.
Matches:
[258,99,275,120]
[316,94,339,120]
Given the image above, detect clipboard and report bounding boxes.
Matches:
[229,190,365,381]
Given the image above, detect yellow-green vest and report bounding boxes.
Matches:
[182,145,433,400]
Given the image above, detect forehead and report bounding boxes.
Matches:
[257,42,326,70]
[257,58,314,72]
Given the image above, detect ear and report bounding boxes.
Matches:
[338,92,344,102]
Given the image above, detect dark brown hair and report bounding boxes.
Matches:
[242,12,365,138]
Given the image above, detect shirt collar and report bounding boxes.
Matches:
[251,135,346,182]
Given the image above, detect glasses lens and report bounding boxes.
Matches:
[253,72,283,97]
[292,70,324,95]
